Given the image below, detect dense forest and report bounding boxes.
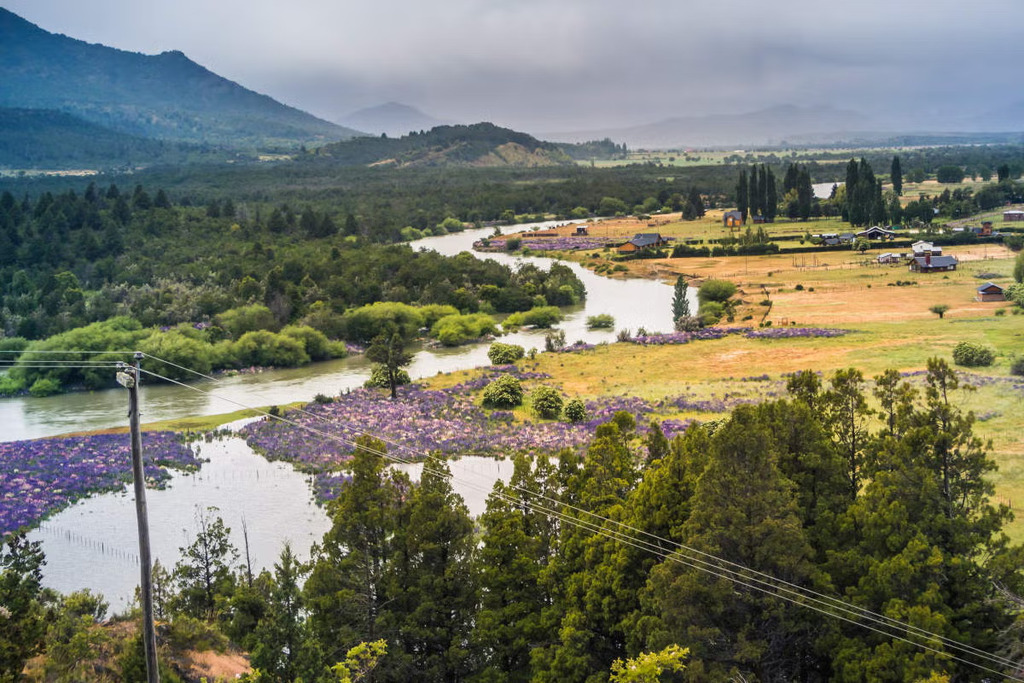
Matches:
[3,361,1022,681]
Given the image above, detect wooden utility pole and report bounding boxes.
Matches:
[118,352,160,683]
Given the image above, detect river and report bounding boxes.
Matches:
[7,219,685,606]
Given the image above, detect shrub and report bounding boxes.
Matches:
[531,385,564,419]
[698,279,737,304]
[586,313,616,329]
[281,325,332,361]
[365,364,411,388]
[1010,356,1024,377]
[563,398,587,423]
[482,375,523,408]
[232,330,310,368]
[544,329,566,352]
[339,302,424,343]
[216,304,277,339]
[28,377,61,397]
[139,330,215,380]
[488,342,525,365]
[699,301,724,326]
[503,306,563,330]
[431,313,499,346]
[952,341,995,367]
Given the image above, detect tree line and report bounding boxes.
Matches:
[4,359,1021,681]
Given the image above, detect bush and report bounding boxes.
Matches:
[139,330,215,380]
[699,301,724,326]
[531,386,564,419]
[482,375,523,408]
[544,329,566,352]
[697,279,737,304]
[563,398,587,423]
[339,302,424,343]
[231,330,310,368]
[1011,356,1024,377]
[503,306,563,330]
[431,313,499,346]
[281,325,332,361]
[488,342,525,365]
[586,314,615,329]
[216,304,277,339]
[28,377,61,397]
[365,364,411,388]
[952,341,995,367]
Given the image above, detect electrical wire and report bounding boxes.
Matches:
[133,365,1023,679]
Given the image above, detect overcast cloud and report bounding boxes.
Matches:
[3,0,1022,132]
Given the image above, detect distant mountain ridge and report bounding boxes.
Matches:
[314,122,574,168]
[340,102,450,137]
[544,105,873,148]
[0,8,359,149]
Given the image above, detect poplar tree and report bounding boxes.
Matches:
[671,276,689,325]
[736,169,749,222]
[891,155,903,196]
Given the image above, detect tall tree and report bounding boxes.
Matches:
[250,544,315,682]
[172,507,239,621]
[671,276,690,325]
[797,167,813,221]
[748,166,761,219]
[764,165,778,222]
[0,534,49,680]
[386,459,477,682]
[736,169,749,223]
[891,155,903,196]
[305,436,410,672]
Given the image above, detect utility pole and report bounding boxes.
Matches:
[118,352,160,683]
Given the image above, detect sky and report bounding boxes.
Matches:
[3,0,1023,134]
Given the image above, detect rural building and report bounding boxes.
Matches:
[979,221,994,236]
[723,210,743,227]
[911,240,942,256]
[752,215,773,224]
[909,253,958,273]
[617,233,669,254]
[856,226,896,240]
[839,233,855,244]
[876,253,902,265]
[976,282,1006,302]
[1004,210,1024,222]
[574,225,589,236]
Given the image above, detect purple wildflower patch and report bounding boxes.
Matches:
[0,432,199,537]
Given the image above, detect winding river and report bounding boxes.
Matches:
[6,219,687,607]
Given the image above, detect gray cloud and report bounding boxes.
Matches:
[3,0,1023,132]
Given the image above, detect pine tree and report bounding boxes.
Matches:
[764,166,778,222]
[172,507,239,621]
[305,437,411,665]
[386,459,477,682]
[748,167,760,219]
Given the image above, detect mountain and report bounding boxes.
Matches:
[0,8,359,150]
[544,105,873,148]
[313,122,574,168]
[0,107,237,169]
[340,102,449,137]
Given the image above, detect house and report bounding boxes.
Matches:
[752,215,772,224]
[911,240,943,256]
[723,210,744,227]
[823,237,841,246]
[909,253,958,273]
[617,233,669,254]
[876,253,902,265]
[1004,209,1024,222]
[976,281,1006,302]
[980,221,994,236]
[574,225,589,236]
[856,226,896,240]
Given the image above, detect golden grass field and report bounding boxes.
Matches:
[489,209,1024,539]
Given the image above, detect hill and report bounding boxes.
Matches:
[340,102,449,137]
[545,104,872,148]
[0,8,359,150]
[313,122,575,167]
[0,107,234,169]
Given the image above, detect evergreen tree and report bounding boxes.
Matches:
[250,544,316,682]
[172,507,239,621]
[639,408,818,681]
[365,331,413,400]
[0,534,49,680]
[305,436,410,672]
[736,170,749,223]
[386,459,477,682]
[748,167,760,219]
[797,167,813,221]
[891,156,903,196]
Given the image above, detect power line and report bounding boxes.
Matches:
[134,365,1023,679]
